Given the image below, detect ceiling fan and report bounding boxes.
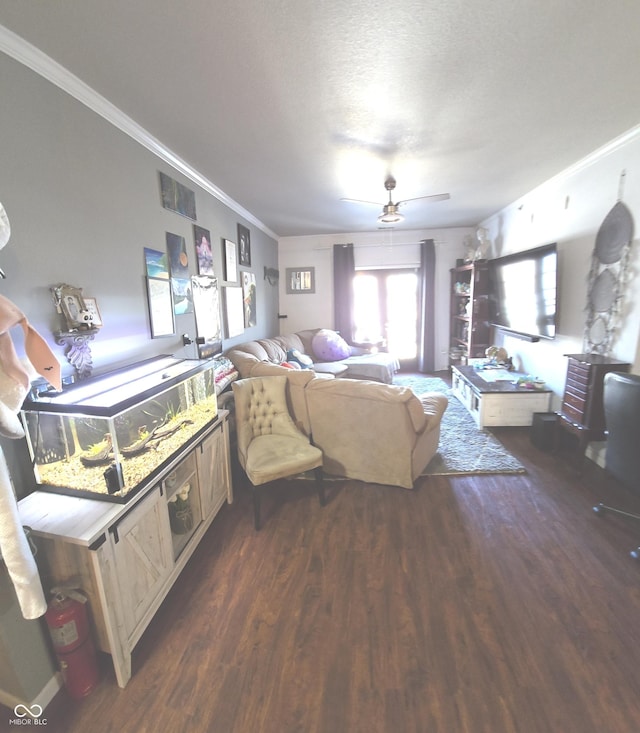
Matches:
[341,176,450,224]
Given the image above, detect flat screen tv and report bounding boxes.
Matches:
[488,243,558,341]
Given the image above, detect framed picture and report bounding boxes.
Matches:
[192,275,222,357]
[237,224,251,267]
[146,276,175,338]
[194,225,214,276]
[83,297,103,327]
[286,267,315,294]
[223,238,238,283]
[159,171,197,220]
[51,284,95,331]
[224,286,245,338]
[241,271,257,327]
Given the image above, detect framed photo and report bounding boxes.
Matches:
[223,238,238,283]
[159,171,197,220]
[51,284,96,331]
[241,271,257,327]
[286,267,315,294]
[224,286,245,338]
[194,225,214,276]
[146,276,175,338]
[237,224,251,267]
[83,297,103,327]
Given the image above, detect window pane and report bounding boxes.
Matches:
[353,274,382,343]
[386,273,417,359]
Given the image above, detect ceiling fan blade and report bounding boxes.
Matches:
[340,197,384,206]
[397,193,451,206]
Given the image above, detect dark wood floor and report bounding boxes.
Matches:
[17,423,640,733]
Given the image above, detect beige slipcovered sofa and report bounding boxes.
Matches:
[226,329,400,383]
[226,329,399,437]
[305,378,448,488]
[225,334,448,488]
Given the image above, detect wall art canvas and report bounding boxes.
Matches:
[242,271,257,327]
[224,286,244,338]
[159,171,197,220]
[146,276,175,338]
[144,247,169,279]
[223,238,238,283]
[166,232,189,279]
[194,225,214,276]
[172,277,193,315]
[237,224,251,267]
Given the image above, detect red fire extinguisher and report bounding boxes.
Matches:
[44,588,100,699]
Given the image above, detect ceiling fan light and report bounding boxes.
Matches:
[378,209,404,224]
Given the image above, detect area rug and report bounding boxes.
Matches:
[393,374,526,476]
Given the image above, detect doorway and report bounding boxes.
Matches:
[353,269,419,369]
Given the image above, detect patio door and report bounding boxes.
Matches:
[353,269,418,369]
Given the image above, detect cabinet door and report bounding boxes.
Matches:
[197,424,231,519]
[110,486,173,641]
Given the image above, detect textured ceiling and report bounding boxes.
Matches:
[1,1,640,237]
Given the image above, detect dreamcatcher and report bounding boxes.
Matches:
[583,172,634,355]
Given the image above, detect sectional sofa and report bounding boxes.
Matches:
[225,330,448,488]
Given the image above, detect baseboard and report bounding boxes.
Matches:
[0,671,63,717]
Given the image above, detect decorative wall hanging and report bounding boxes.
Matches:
[223,238,238,283]
[237,224,251,267]
[264,266,279,286]
[51,284,101,378]
[242,271,257,327]
[194,225,214,275]
[583,176,634,356]
[159,171,197,220]
[146,276,175,338]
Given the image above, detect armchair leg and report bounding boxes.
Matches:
[252,485,261,531]
[314,466,326,506]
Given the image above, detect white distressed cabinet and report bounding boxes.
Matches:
[19,412,232,688]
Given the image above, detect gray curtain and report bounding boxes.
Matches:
[418,239,436,373]
[333,243,355,342]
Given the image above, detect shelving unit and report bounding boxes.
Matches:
[449,261,490,365]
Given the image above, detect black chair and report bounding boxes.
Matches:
[593,372,640,557]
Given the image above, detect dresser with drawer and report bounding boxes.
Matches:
[557,353,630,454]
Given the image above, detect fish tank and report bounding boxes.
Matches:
[20,355,218,503]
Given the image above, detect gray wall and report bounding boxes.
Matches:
[0,52,279,706]
[0,52,279,495]
[0,565,58,707]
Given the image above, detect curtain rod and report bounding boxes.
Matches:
[313,241,435,251]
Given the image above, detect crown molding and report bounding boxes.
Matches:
[550,123,640,184]
[0,24,277,240]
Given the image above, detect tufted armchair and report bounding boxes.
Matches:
[232,375,325,529]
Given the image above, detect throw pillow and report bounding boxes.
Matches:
[311,329,351,361]
[286,348,313,369]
